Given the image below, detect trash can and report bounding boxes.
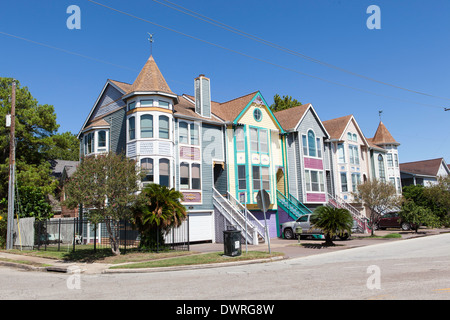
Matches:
[223,228,242,257]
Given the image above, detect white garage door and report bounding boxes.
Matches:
[188,212,214,242]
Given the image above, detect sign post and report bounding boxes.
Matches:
[256,189,271,254]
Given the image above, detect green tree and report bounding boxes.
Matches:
[0,78,60,215]
[310,206,353,246]
[132,184,187,251]
[64,153,141,255]
[0,185,53,221]
[423,175,450,225]
[399,200,440,233]
[270,94,302,112]
[44,131,80,161]
[353,179,401,236]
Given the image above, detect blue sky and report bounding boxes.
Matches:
[1,0,449,163]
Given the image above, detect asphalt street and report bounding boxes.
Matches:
[0,233,449,300]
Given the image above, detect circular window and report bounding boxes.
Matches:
[253,108,262,121]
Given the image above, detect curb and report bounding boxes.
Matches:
[102,255,287,274]
[0,261,46,272]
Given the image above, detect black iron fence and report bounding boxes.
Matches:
[33,217,190,253]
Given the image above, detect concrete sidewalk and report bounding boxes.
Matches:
[1,228,449,274]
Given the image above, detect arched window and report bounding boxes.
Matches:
[180,162,190,189]
[307,130,316,157]
[140,115,153,138]
[378,154,386,182]
[159,116,169,139]
[192,163,201,190]
[128,117,135,140]
[159,158,170,187]
[141,158,154,183]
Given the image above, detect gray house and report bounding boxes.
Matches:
[78,55,226,243]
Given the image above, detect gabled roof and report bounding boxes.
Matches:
[78,79,126,138]
[274,104,311,131]
[400,158,450,177]
[322,114,369,146]
[211,91,259,122]
[49,160,79,180]
[274,103,329,137]
[371,121,399,146]
[109,79,132,93]
[322,115,353,140]
[126,55,174,96]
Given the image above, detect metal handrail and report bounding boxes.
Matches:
[276,190,311,219]
[212,188,261,244]
[226,191,265,239]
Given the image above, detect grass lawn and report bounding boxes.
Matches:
[110,251,284,269]
[1,246,284,269]
[353,233,402,239]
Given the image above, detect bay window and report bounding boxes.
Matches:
[159,159,170,187]
[97,130,106,152]
[128,117,135,140]
[140,114,153,138]
[141,158,154,183]
[159,116,169,139]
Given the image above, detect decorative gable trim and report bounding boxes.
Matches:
[233,92,285,133]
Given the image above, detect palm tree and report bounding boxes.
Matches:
[132,184,187,251]
[310,206,354,246]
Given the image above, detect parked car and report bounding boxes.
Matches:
[373,212,414,231]
[280,214,354,240]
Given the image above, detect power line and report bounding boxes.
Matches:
[0,31,137,72]
[153,0,450,103]
[86,0,444,110]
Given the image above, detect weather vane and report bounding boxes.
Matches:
[378,110,383,121]
[147,33,154,55]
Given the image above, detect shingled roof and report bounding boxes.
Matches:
[211,91,258,122]
[400,158,448,177]
[322,115,353,140]
[126,55,174,95]
[274,104,311,131]
[371,121,399,146]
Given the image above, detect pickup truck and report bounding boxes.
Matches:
[280,214,353,240]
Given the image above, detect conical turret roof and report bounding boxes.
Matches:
[372,121,399,145]
[127,55,174,95]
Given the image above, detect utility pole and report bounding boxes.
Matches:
[6,79,16,250]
